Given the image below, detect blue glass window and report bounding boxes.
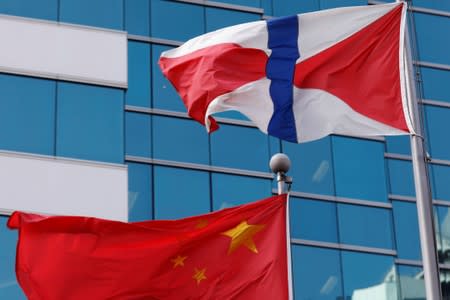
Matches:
[420,67,450,103]
[126,41,151,108]
[398,266,425,300]
[56,82,124,164]
[211,125,270,172]
[152,45,186,112]
[292,245,343,300]
[333,137,388,202]
[320,0,367,9]
[392,201,421,260]
[0,74,55,156]
[338,204,394,249]
[411,1,450,11]
[436,206,450,264]
[150,0,204,41]
[261,0,272,16]
[59,0,123,30]
[128,163,152,222]
[387,159,415,197]
[430,164,450,202]
[290,197,338,243]
[125,0,150,36]
[273,0,319,16]
[385,135,411,156]
[0,0,57,21]
[211,173,271,210]
[153,166,210,219]
[414,13,450,65]
[0,217,26,299]
[213,0,260,7]
[282,138,334,195]
[424,105,450,161]
[153,116,209,164]
[341,251,396,298]
[125,112,151,158]
[205,7,260,33]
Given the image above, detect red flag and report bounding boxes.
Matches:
[8,194,290,300]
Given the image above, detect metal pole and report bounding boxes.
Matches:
[269,153,292,195]
[404,9,442,299]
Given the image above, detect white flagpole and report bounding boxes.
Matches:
[402,3,442,299]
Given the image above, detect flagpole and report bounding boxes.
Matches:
[403,6,442,299]
[270,153,293,300]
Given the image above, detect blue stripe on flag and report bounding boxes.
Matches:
[266,15,300,143]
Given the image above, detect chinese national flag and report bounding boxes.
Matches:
[8,194,290,300]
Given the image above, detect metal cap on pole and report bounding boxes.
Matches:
[270,153,292,195]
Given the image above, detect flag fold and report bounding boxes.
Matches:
[8,195,289,300]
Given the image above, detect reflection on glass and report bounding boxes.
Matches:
[430,165,450,202]
[398,265,425,300]
[292,245,343,300]
[441,270,450,299]
[341,251,397,299]
[436,206,450,264]
[127,163,152,222]
[290,197,338,243]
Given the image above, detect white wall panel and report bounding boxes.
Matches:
[0,15,127,88]
[0,152,128,221]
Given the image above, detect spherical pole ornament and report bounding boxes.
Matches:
[270,153,292,195]
[269,153,291,174]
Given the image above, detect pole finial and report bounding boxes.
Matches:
[269,153,291,174]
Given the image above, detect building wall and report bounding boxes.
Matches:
[0,0,449,299]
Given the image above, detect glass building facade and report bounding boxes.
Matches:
[0,0,449,299]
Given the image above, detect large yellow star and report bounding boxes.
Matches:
[193,268,207,285]
[171,255,187,268]
[222,220,265,254]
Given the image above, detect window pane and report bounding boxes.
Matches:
[430,164,450,202]
[387,159,415,197]
[125,112,151,158]
[290,197,338,243]
[56,82,124,163]
[0,74,55,156]
[333,137,388,202]
[424,105,450,161]
[0,0,57,20]
[211,173,271,210]
[292,245,343,300]
[273,0,319,16]
[0,217,26,299]
[125,0,150,36]
[341,251,397,299]
[392,201,421,260]
[153,116,209,164]
[59,0,123,30]
[420,67,450,103]
[211,125,270,172]
[398,265,425,300]
[205,7,260,32]
[213,0,260,7]
[320,0,367,9]
[150,0,204,41]
[152,45,186,112]
[282,137,334,195]
[414,13,450,65]
[385,135,411,156]
[442,270,450,300]
[154,166,210,219]
[410,1,450,11]
[436,206,450,264]
[128,163,152,222]
[126,41,151,108]
[338,204,394,249]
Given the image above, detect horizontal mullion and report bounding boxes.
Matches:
[172,0,264,14]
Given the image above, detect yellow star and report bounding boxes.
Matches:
[195,219,209,229]
[171,255,187,268]
[193,268,207,285]
[222,220,265,254]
